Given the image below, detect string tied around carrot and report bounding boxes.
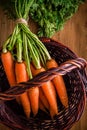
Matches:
[16,18,28,26]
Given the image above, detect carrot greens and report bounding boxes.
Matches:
[29,0,85,37]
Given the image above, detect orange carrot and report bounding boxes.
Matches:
[40,88,56,118]
[30,64,58,117]
[1,51,16,86]
[15,62,31,118]
[39,87,49,110]
[28,86,39,116]
[46,59,68,107]
[1,51,20,103]
[27,63,40,116]
[50,108,57,119]
[39,99,48,113]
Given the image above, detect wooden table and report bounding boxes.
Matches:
[0,2,87,130]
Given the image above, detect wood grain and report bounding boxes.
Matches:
[0,2,87,130]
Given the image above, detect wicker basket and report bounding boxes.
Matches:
[0,37,87,130]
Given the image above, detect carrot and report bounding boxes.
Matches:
[15,62,31,118]
[39,88,56,118]
[50,108,58,119]
[39,87,49,110]
[27,62,40,116]
[28,86,39,116]
[46,59,68,107]
[1,51,16,86]
[39,99,48,113]
[1,51,20,103]
[30,64,58,117]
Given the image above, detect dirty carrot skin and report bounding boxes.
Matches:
[39,87,49,110]
[1,51,16,86]
[30,64,58,117]
[28,86,39,116]
[15,62,31,118]
[46,59,68,107]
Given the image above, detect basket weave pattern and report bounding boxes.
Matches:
[0,37,87,130]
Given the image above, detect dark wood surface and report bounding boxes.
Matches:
[0,2,87,130]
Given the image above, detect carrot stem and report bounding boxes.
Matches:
[16,33,23,63]
[8,25,19,51]
[27,38,41,69]
[22,32,32,79]
[2,36,11,53]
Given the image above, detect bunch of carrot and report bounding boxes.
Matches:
[1,0,69,119]
[1,49,68,118]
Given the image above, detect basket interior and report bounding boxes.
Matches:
[0,38,86,130]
